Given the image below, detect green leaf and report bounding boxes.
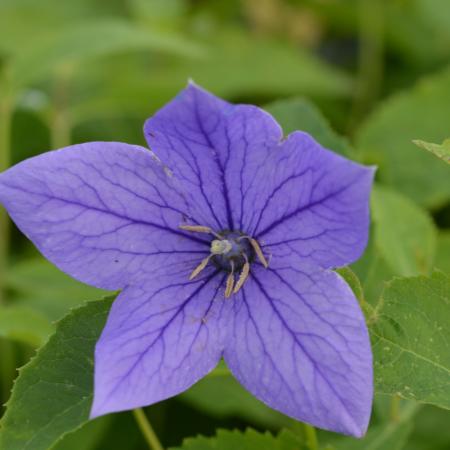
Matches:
[0,296,114,450]
[10,18,203,89]
[0,0,97,53]
[356,67,450,208]
[413,138,450,164]
[169,428,306,450]
[332,403,416,450]
[180,373,288,428]
[371,185,437,276]
[351,233,395,307]
[405,405,450,450]
[69,29,353,126]
[6,258,108,321]
[370,271,450,410]
[0,305,53,347]
[265,97,353,157]
[385,0,450,64]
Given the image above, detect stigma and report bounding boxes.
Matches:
[179,224,269,298]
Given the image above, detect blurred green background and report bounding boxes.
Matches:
[0,0,449,449]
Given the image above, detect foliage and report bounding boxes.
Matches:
[413,139,450,164]
[0,0,449,449]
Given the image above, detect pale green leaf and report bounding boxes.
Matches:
[6,258,108,321]
[356,67,450,208]
[351,234,395,307]
[371,271,450,410]
[10,19,203,89]
[0,0,96,53]
[0,305,53,346]
[70,30,353,125]
[413,138,450,164]
[265,98,353,157]
[371,185,437,276]
[0,297,114,450]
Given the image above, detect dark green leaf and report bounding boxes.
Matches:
[0,296,114,450]
[332,402,416,450]
[406,405,450,450]
[180,373,288,428]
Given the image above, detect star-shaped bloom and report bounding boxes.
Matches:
[0,83,374,437]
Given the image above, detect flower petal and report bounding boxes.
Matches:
[0,142,209,290]
[224,264,373,437]
[249,132,375,269]
[90,266,230,417]
[144,82,282,231]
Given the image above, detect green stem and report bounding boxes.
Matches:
[390,395,401,423]
[348,0,384,135]
[133,408,164,450]
[303,423,319,450]
[50,66,73,149]
[0,74,16,407]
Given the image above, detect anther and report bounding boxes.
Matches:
[179,224,221,239]
[233,255,250,294]
[225,261,235,298]
[239,236,269,268]
[179,225,212,233]
[189,255,212,280]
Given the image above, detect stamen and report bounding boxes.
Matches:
[189,255,212,280]
[179,224,222,239]
[249,238,269,268]
[233,256,250,294]
[225,261,235,298]
[180,225,214,234]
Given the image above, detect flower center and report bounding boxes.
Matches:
[210,231,255,273]
[179,224,269,298]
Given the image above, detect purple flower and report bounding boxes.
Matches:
[0,83,374,437]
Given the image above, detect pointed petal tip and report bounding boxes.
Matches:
[342,415,369,439]
[89,399,108,420]
[186,77,197,87]
[186,78,204,90]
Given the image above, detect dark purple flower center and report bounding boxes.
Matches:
[211,230,255,273]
